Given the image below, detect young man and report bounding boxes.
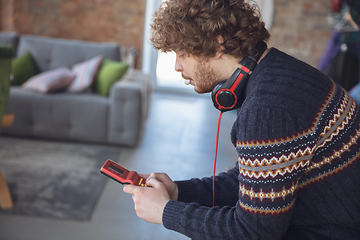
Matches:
[124,0,360,239]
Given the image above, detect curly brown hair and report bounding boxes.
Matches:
[150,0,270,59]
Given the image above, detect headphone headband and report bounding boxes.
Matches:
[211,41,267,112]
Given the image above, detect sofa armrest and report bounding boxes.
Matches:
[108,69,152,147]
[0,32,19,56]
[120,46,137,69]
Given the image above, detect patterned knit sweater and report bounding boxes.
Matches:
[162,48,360,240]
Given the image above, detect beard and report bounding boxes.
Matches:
[188,59,222,94]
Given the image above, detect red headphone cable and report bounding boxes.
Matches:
[213,111,223,206]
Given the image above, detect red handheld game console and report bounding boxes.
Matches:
[100,159,147,187]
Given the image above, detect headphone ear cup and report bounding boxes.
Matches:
[211,41,267,112]
[211,82,223,110]
[211,81,237,111]
[211,82,224,102]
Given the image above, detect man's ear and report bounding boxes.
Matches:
[216,35,225,59]
[217,35,225,44]
[214,51,222,59]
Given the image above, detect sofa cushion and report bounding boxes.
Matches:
[0,32,19,56]
[95,59,129,96]
[11,52,38,86]
[16,35,121,72]
[2,87,109,143]
[22,67,75,93]
[0,45,13,57]
[68,55,103,93]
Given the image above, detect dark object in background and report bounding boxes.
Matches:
[327,42,359,91]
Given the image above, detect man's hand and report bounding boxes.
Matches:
[123,173,178,224]
[146,172,178,201]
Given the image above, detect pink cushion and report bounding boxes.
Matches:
[22,67,76,93]
[68,55,103,93]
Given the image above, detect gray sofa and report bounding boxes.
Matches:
[0,32,152,147]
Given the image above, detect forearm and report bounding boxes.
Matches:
[175,165,239,207]
[163,199,291,240]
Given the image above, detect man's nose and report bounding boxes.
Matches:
[175,59,182,72]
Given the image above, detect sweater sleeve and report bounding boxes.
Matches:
[175,165,240,207]
[163,200,293,240]
[162,106,305,240]
[161,49,340,239]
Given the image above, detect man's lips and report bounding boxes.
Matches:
[182,74,194,85]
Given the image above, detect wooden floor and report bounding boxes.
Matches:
[0,91,238,240]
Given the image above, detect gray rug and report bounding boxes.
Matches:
[0,137,119,221]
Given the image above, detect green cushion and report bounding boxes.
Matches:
[11,52,38,86]
[0,45,13,132]
[95,59,129,96]
[0,45,13,58]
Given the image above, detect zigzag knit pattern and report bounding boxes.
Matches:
[164,48,360,240]
[234,49,360,217]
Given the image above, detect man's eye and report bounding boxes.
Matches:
[177,52,187,58]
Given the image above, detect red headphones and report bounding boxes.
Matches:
[211,42,267,112]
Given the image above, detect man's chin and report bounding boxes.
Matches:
[193,85,212,94]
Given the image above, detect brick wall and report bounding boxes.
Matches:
[268,0,333,67]
[0,0,146,68]
[0,0,333,69]
[0,0,15,31]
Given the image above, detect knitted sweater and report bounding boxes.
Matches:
[162,48,360,240]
